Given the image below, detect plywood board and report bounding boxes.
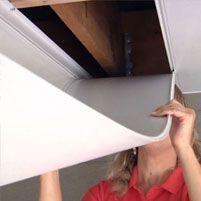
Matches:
[52,2,123,75]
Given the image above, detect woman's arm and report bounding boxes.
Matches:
[177,145,201,201]
[39,171,62,201]
[152,99,201,201]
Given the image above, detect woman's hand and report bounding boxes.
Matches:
[151,99,201,201]
[151,99,196,152]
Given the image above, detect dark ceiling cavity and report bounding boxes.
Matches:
[20,6,108,78]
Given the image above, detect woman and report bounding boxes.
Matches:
[39,86,201,201]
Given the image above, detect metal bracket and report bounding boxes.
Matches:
[124,32,134,76]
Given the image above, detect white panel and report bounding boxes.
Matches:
[155,0,201,93]
[0,0,176,187]
[0,0,90,90]
[68,74,174,136]
[0,54,174,186]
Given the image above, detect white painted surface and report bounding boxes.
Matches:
[155,0,201,93]
[0,54,174,186]
[0,0,90,90]
[68,74,174,136]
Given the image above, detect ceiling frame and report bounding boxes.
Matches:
[10,0,91,8]
[51,2,123,75]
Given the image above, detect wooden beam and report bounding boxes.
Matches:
[52,2,123,75]
[10,0,91,8]
[121,11,170,75]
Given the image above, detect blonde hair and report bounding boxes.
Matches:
[107,85,201,196]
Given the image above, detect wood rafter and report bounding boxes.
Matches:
[10,0,91,8]
[52,2,123,75]
[11,0,123,75]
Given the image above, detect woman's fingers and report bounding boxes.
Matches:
[151,99,196,153]
[151,99,195,119]
[151,106,186,118]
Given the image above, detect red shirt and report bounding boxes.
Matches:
[82,165,189,201]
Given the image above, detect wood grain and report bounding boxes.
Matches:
[10,0,91,8]
[121,10,170,75]
[52,2,123,75]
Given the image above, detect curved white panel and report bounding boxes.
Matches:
[68,75,174,136]
[0,0,175,187]
[0,54,174,186]
[155,0,201,93]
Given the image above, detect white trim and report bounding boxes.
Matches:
[0,0,90,79]
[155,0,175,72]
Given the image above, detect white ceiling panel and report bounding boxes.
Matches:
[155,0,201,93]
[0,54,174,186]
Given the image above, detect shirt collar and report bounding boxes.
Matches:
[128,164,184,194]
[161,164,184,194]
